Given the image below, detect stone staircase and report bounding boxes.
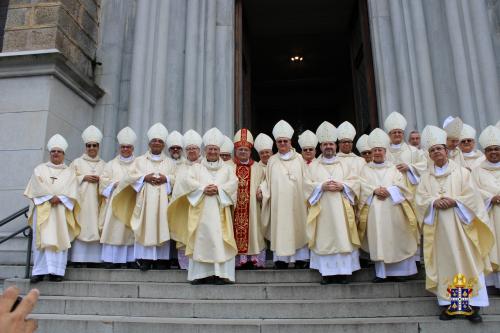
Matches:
[4,267,500,333]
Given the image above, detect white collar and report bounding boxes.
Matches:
[486,161,500,168]
[390,143,402,149]
[371,161,386,168]
[119,155,134,162]
[279,151,292,160]
[434,162,449,176]
[462,150,477,157]
[322,156,337,164]
[238,159,250,165]
[150,153,162,161]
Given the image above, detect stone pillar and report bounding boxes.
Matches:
[0,0,103,225]
[368,0,500,131]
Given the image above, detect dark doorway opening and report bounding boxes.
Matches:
[234,0,378,142]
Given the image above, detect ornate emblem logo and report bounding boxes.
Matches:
[445,273,477,316]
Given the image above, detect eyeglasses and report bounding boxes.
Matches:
[461,139,474,144]
[276,140,289,144]
[339,140,353,144]
[169,146,182,150]
[302,148,315,152]
[50,150,64,154]
[120,145,133,149]
[485,146,500,153]
[86,143,99,148]
[361,151,371,156]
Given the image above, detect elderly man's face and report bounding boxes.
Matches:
[85,142,99,158]
[259,149,272,165]
[276,137,291,154]
[301,147,316,162]
[338,139,353,154]
[409,133,421,147]
[185,145,200,162]
[446,137,460,150]
[168,146,183,160]
[320,142,336,159]
[205,145,220,162]
[429,144,448,167]
[149,138,165,155]
[120,145,134,158]
[220,153,232,161]
[459,138,475,153]
[371,147,386,163]
[235,146,251,162]
[485,146,500,164]
[389,129,404,145]
[361,150,373,163]
[50,149,65,165]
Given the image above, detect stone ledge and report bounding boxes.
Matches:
[0,49,104,105]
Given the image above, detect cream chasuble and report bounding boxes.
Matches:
[463,150,485,171]
[99,156,135,246]
[336,152,365,197]
[261,150,308,257]
[471,161,500,288]
[168,158,238,280]
[25,162,80,252]
[415,160,494,303]
[112,151,175,247]
[386,143,427,191]
[449,147,466,167]
[358,162,419,266]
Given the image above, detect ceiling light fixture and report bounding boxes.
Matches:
[290,56,303,62]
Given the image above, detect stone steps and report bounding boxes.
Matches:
[6,278,433,299]
[27,314,500,333]
[30,295,500,318]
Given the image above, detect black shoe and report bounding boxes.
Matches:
[338,275,349,284]
[136,259,152,272]
[389,276,407,283]
[468,307,483,323]
[170,259,180,269]
[372,277,387,283]
[320,276,333,285]
[190,279,204,285]
[30,275,45,283]
[72,262,85,268]
[274,261,288,269]
[126,262,139,269]
[104,262,122,269]
[86,263,101,269]
[214,277,234,285]
[153,260,171,270]
[439,308,455,321]
[294,260,309,269]
[48,274,63,282]
[359,258,371,268]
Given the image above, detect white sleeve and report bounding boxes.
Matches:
[406,166,420,185]
[485,198,493,212]
[455,201,475,225]
[342,184,355,205]
[33,195,53,205]
[423,201,436,225]
[102,183,115,198]
[218,189,233,207]
[387,186,405,205]
[308,184,323,205]
[132,176,145,192]
[187,188,204,206]
[57,195,74,211]
[366,194,373,205]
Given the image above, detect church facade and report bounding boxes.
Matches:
[0,0,499,222]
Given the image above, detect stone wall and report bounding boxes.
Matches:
[2,0,100,78]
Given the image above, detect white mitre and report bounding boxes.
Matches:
[272,120,294,139]
[421,125,447,150]
[356,134,370,153]
[459,124,476,141]
[298,130,318,149]
[47,134,68,152]
[220,135,234,154]
[183,129,202,148]
[117,126,137,146]
[383,111,407,133]
[316,121,337,143]
[254,133,273,152]
[368,128,390,149]
[337,121,356,141]
[203,127,225,147]
[166,130,184,149]
[479,126,500,149]
[442,116,463,139]
[82,125,103,144]
[147,122,168,142]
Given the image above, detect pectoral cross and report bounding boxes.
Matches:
[50,176,58,184]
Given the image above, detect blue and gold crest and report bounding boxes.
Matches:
[445,273,477,316]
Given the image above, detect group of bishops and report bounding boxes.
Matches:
[24,113,500,322]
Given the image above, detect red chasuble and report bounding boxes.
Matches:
[233,158,253,253]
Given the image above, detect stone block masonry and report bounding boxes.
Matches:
[2,0,100,79]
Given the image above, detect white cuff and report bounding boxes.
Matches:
[218,189,233,207]
[423,201,435,225]
[102,183,115,198]
[342,184,355,205]
[132,176,145,192]
[187,188,204,207]
[485,198,493,212]
[33,195,52,205]
[308,184,323,205]
[58,195,74,211]
[387,186,405,205]
[366,194,373,205]
[406,166,420,185]
[165,176,172,195]
[455,201,474,225]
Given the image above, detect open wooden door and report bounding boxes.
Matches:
[349,0,378,134]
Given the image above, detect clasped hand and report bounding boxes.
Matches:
[83,175,100,183]
[374,187,390,200]
[396,163,409,173]
[204,184,219,196]
[322,180,343,192]
[433,197,457,209]
[144,173,167,186]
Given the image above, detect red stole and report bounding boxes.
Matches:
[233,158,254,253]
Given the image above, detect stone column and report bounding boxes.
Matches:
[368,0,500,131]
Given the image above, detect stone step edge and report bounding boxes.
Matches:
[27,313,500,325]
